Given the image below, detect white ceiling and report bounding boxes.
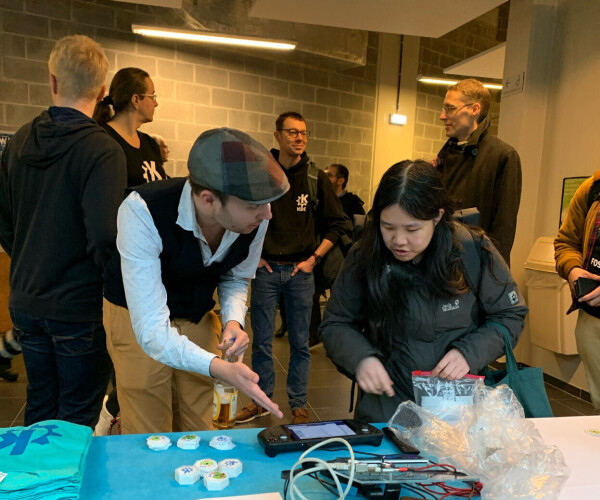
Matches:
[249,0,507,38]
[444,42,506,79]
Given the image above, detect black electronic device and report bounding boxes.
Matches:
[574,277,600,298]
[257,419,383,457]
[382,427,420,455]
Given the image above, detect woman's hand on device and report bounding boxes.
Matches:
[432,348,469,380]
[356,356,395,397]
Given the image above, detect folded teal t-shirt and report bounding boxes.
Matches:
[0,420,92,499]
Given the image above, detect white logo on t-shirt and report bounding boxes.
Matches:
[297,193,309,212]
[442,299,460,312]
[142,161,163,182]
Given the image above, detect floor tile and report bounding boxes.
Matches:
[0,379,28,397]
[0,398,26,420]
[545,384,579,401]
[549,400,584,417]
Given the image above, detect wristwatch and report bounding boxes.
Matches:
[312,253,323,264]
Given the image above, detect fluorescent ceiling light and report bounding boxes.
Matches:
[132,24,296,51]
[417,76,502,90]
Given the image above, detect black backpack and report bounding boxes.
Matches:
[306,163,353,289]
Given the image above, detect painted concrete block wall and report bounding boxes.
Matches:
[413,9,503,161]
[0,0,377,203]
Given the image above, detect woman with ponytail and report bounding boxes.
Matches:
[92,68,167,435]
[93,67,167,187]
[320,160,528,422]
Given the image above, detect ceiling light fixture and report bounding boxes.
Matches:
[417,76,502,90]
[132,24,296,51]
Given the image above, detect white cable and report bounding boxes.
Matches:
[288,437,356,500]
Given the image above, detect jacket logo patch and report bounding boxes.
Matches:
[442,299,460,312]
[142,161,163,182]
[296,193,309,212]
[508,290,519,305]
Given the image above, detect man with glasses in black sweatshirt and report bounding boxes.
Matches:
[236,111,347,425]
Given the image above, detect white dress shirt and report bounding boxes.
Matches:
[116,180,267,375]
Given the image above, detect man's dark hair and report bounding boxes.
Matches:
[188,175,228,205]
[93,67,150,125]
[330,163,349,189]
[276,111,305,131]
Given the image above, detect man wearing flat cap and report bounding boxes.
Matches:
[103,128,289,434]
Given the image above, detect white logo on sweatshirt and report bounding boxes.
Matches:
[296,193,309,212]
[442,299,460,312]
[142,161,163,182]
[508,290,519,305]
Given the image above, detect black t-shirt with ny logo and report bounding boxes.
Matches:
[103,125,167,187]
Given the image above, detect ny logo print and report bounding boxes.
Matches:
[142,160,163,182]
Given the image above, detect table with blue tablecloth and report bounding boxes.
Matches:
[81,426,397,499]
[80,417,600,499]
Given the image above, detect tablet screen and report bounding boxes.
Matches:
[285,420,356,440]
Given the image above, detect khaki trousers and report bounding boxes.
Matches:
[103,299,221,434]
[575,309,600,412]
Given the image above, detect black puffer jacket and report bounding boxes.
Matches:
[320,224,528,423]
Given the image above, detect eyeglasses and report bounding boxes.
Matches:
[139,93,158,102]
[441,102,474,116]
[278,128,311,138]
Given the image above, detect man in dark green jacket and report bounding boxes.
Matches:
[434,78,522,266]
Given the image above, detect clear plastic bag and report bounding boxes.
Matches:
[388,380,570,499]
[412,371,484,424]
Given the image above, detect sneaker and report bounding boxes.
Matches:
[291,407,310,424]
[235,402,271,424]
[0,357,18,382]
[93,395,114,436]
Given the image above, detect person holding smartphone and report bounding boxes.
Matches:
[555,171,600,411]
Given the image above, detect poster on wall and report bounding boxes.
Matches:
[560,176,588,229]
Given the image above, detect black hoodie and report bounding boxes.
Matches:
[262,149,348,262]
[0,107,127,322]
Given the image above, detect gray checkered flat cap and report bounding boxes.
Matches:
[188,128,289,204]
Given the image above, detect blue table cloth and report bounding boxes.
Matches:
[81,427,396,499]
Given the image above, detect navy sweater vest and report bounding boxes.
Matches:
[104,178,258,323]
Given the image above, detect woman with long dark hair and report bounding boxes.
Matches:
[321,160,528,422]
[93,67,167,186]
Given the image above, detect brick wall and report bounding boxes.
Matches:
[0,0,377,203]
[413,9,503,161]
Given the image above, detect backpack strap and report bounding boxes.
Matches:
[307,162,319,212]
[454,223,483,294]
[306,162,321,244]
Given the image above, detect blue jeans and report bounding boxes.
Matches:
[250,264,314,410]
[10,309,112,428]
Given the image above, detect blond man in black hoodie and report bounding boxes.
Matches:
[0,35,126,428]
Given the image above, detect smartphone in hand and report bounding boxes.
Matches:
[574,277,600,298]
